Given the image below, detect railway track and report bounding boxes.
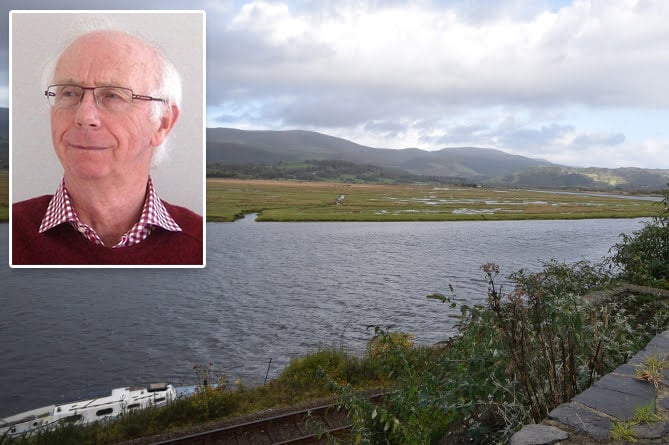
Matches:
[149,401,353,445]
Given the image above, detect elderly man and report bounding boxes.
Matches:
[12,29,203,265]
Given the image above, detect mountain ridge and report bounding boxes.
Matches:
[207,127,555,181]
[207,127,669,191]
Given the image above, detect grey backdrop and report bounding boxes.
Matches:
[10,10,205,214]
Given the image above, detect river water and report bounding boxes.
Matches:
[0,217,647,416]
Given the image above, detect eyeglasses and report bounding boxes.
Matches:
[44,84,167,112]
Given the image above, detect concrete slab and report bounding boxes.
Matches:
[572,374,656,420]
[612,363,637,377]
[645,333,669,351]
[593,373,656,398]
[548,402,612,441]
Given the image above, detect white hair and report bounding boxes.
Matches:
[42,19,183,167]
[149,51,182,167]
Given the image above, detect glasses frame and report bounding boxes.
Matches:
[44,84,168,111]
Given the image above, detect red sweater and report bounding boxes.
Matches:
[12,195,204,266]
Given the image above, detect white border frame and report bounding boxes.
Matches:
[9,10,207,268]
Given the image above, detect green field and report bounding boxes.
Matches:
[207,178,662,222]
[0,171,7,221]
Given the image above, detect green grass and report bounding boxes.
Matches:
[635,353,668,388]
[207,178,661,222]
[610,421,636,441]
[632,402,662,424]
[609,402,663,442]
[0,171,7,221]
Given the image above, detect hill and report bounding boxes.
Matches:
[207,127,669,191]
[497,166,669,191]
[207,127,553,181]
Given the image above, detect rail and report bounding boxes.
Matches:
[150,402,347,444]
[148,392,386,445]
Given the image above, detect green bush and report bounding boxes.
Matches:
[272,348,380,401]
[335,260,669,444]
[610,186,669,288]
[330,328,454,445]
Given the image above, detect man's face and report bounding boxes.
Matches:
[50,32,166,185]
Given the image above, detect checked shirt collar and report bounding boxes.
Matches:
[38,177,182,248]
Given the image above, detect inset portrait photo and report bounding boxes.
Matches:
[10,10,206,267]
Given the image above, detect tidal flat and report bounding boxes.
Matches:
[206,178,661,222]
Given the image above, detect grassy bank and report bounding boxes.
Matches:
[207,178,661,222]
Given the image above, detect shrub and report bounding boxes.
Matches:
[610,186,669,288]
[335,260,668,444]
[476,262,636,422]
[329,328,454,445]
[272,348,380,402]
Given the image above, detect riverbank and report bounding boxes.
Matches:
[8,278,668,445]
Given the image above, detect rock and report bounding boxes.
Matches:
[510,424,569,445]
[633,421,669,440]
[548,403,612,441]
[572,373,655,420]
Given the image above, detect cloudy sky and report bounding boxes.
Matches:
[2,0,668,169]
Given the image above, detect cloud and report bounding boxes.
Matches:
[363,120,408,138]
[213,0,669,109]
[571,132,626,148]
[3,0,668,168]
[208,0,668,168]
[535,138,666,169]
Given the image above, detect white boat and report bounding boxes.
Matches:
[0,383,176,439]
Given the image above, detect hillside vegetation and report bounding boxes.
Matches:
[207,159,475,185]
